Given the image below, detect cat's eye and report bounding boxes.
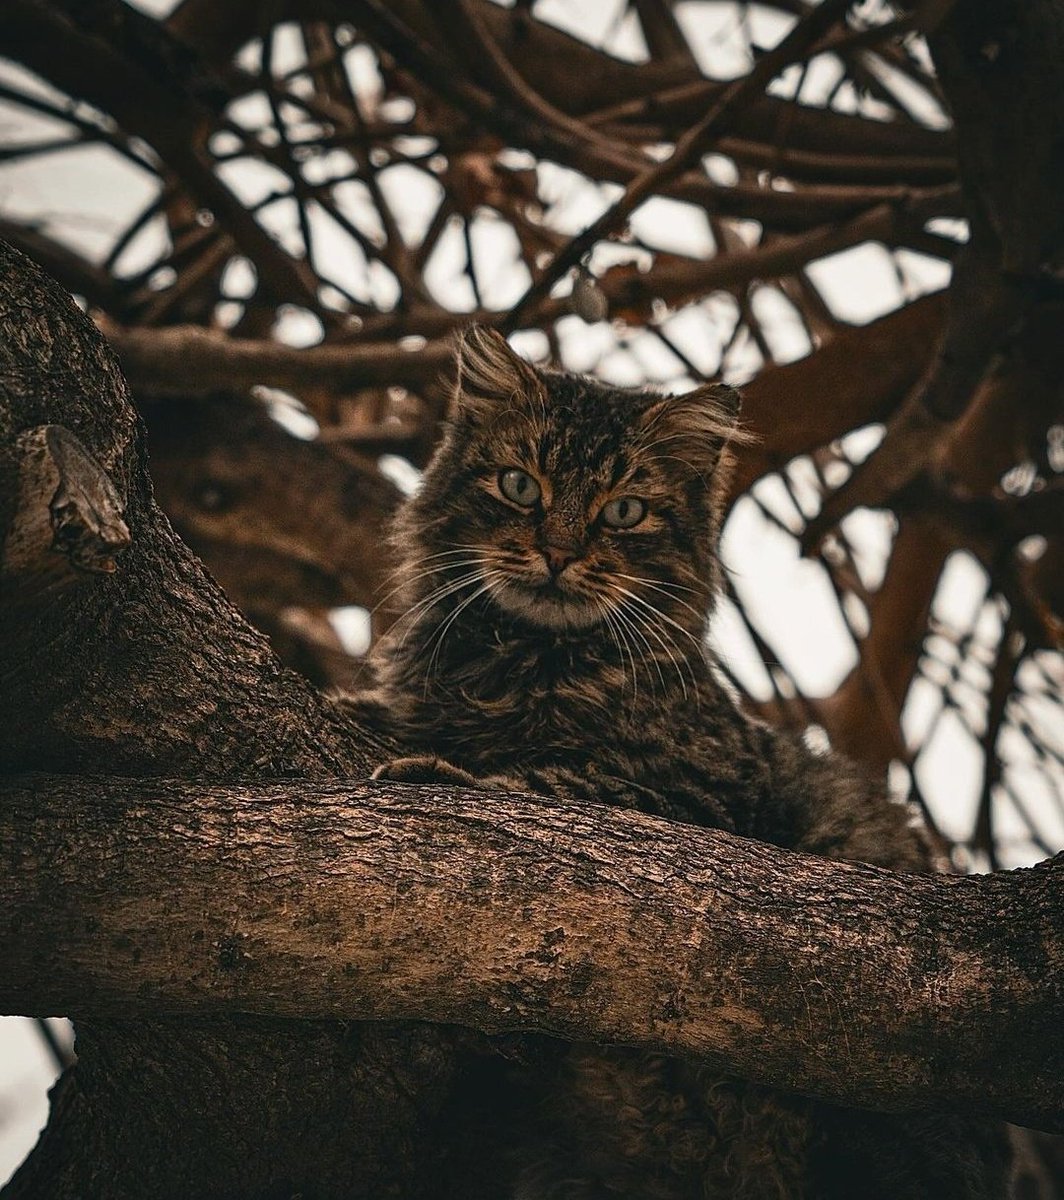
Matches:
[498,468,541,507]
[601,497,647,529]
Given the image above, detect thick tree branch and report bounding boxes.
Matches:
[729,292,947,499]
[3,773,1062,1134]
[0,236,466,1200]
[0,218,126,315]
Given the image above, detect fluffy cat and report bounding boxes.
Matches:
[344,326,1009,1199]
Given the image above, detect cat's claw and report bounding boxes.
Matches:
[371,755,479,787]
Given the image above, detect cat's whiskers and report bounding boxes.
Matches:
[488,552,536,576]
[379,545,487,582]
[589,584,662,696]
[613,601,671,697]
[636,422,735,488]
[498,403,546,448]
[611,594,686,701]
[612,584,708,657]
[610,584,704,703]
[390,565,494,647]
[371,547,489,615]
[409,568,500,675]
[477,553,549,600]
[614,573,708,627]
[421,570,505,690]
[386,562,488,624]
[654,454,711,485]
[616,572,702,596]
[640,614,700,706]
[593,600,636,700]
[595,598,635,697]
[378,560,485,612]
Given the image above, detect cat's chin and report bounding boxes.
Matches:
[490,581,603,632]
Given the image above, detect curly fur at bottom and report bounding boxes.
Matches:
[514,1051,807,1200]
[503,1045,1008,1200]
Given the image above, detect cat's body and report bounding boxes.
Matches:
[361,575,924,866]
[344,327,1009,1198]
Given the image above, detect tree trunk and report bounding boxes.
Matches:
[0,236,465,1198]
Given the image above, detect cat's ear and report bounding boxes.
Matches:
[452,325,538,423]
[637,383,746,467]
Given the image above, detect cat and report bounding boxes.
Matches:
[342,325,1010,1198]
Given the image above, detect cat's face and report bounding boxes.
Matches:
[397,326,740,637]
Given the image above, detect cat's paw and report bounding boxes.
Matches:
[371,755,479,787]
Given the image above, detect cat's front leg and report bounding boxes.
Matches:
[371,755,480,787]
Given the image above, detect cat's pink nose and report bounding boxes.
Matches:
[542,544,580,575]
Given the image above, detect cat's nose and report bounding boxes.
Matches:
[542,543,581,575]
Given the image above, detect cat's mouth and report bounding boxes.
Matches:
[491,570,603,630]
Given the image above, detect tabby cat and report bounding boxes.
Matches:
[345,326,1009,1199]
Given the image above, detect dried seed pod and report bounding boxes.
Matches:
[570,272,609,323]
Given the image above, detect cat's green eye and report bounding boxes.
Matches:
[601,497,647,529]
[498,468,541,507]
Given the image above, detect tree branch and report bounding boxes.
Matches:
[729,292,947,500]
[3,772,1062,1134]
[0,235,461,1200]
[502,0,858,330]
[802,0,1064,548]
[100,320,454,396]
[0,0,324,312]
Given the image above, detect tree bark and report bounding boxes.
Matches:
[0,235,466,1199]
[2,774,1062,1134]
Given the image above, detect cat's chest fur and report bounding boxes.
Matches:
[379,620,763,831]
[387,627,661,768]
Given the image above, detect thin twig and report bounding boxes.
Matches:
[502,0,859,331]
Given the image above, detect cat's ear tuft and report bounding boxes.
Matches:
[452,325,538,423]
[678,382,743,436]
[638,382,748,467]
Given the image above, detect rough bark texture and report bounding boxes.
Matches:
[0,236,462,1199]
[2,774,1063,1134]
[140,392,401,684]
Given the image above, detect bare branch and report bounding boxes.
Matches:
[2,773,1062,1133]
[99,320,454,397]
[503,0,858,329]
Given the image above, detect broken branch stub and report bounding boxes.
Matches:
[2,423,130,599]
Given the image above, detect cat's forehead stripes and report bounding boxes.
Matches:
[527,374,657,480]
[445,337,741,566]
